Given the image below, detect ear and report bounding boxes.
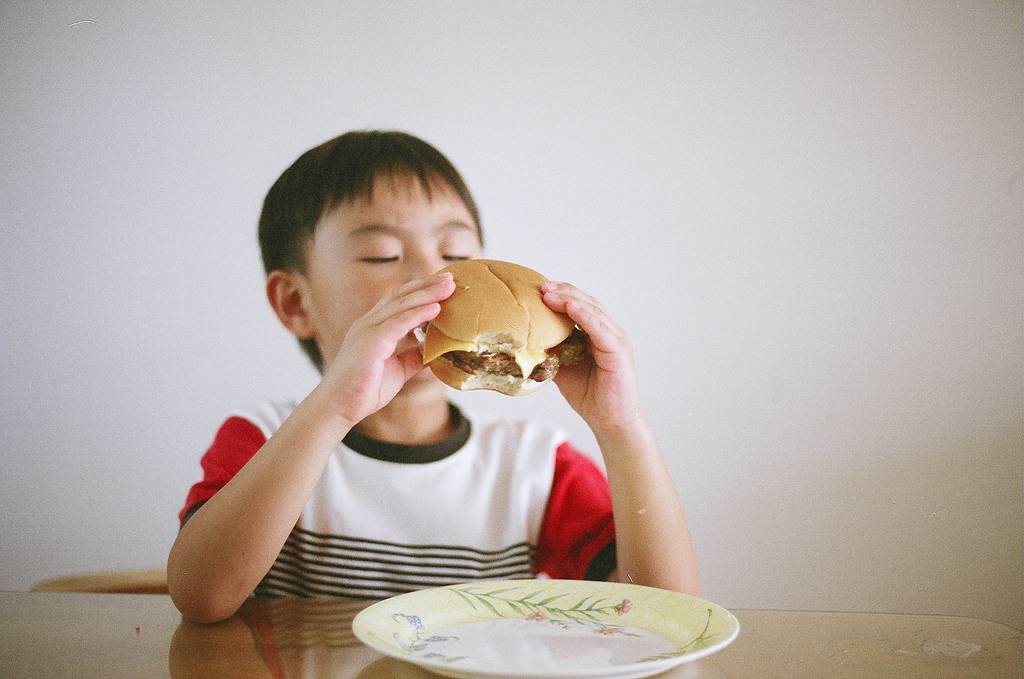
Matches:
[266,270,316,340]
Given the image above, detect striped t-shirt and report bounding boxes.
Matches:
[179,401,616,598]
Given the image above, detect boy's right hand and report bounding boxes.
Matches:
[315,271,455,430]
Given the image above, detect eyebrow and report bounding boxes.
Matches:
[348,220,476,239]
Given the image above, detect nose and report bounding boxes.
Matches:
[404,248,445,281]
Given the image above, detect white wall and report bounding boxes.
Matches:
[2,1,1020,629]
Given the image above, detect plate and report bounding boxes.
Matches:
[351,579,739,679]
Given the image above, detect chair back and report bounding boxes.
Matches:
[31,568,168,594]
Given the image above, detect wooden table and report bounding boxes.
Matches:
[1,591,1019,678]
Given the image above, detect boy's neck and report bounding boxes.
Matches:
[352,390,454,446]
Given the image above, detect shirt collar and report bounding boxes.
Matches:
[341,402,471,464]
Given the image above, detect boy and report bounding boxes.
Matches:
[168,131,699,623]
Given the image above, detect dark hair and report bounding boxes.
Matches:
[258,130,483,371]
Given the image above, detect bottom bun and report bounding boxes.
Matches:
[428,356,546,397]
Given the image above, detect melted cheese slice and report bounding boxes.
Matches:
[421,327,477,364]
[513,348,549,379]
[422,326,550,379]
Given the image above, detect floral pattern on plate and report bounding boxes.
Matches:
[352,579,739,679]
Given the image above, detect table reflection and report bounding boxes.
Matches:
[167,594,722,678]
[5,591,1013,679]
[164,593,1022,679]
[169,596,383,678]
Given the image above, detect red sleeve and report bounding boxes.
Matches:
[534,441,616,580]
[178,416,267,524]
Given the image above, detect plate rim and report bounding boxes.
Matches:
[351,579,740,678]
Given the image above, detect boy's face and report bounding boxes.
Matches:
[300,173,482,388]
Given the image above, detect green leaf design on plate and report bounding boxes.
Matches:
[451,588,479,611]
[638,608,716,661]
[474,594,502,617]
[569,596,592,610]
[534,593,568,606]
[448,585,631,624]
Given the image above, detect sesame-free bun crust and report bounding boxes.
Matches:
[422,259,575,395]
[424,259,574,355]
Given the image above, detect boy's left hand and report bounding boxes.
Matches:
[541,281,644,436]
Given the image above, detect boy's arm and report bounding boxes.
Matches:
[596,419,700,593]
[167,392,350,623]
[167,272,456,623]
[541,281,700,595]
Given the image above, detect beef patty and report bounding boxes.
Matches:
[446,328,587,382]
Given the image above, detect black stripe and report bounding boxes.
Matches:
[285,533,535,564]
[289,525,535,557]
[278,544,536,577]
[260,563,535,597]
[254,582,311,598]
[266,556,534,590]
[278,540,534,571]
[256,573,425,598]
[260,580,448,599]
[268,561,532,593]
[275,549,533,580]
[284,532,534,565]
[282,536,536,569]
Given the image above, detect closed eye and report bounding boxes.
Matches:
[443,255,471,262]
[360,257,400,263]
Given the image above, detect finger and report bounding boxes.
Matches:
[540,286,610,329]
[541,281,601,308]
[371,272,454,314]
[365,273,453,324]
[563,299,625,356]
[374,274,455,323]
[374,302,443,347]
[543,289,626,341]
[541,290,577,317]
[395,270,453,296]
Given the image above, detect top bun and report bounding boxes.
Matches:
[421,259,576,395]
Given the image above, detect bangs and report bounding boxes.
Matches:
[315,133,476,226]
[326,162,449,214]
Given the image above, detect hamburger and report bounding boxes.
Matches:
[419,259,587,396]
